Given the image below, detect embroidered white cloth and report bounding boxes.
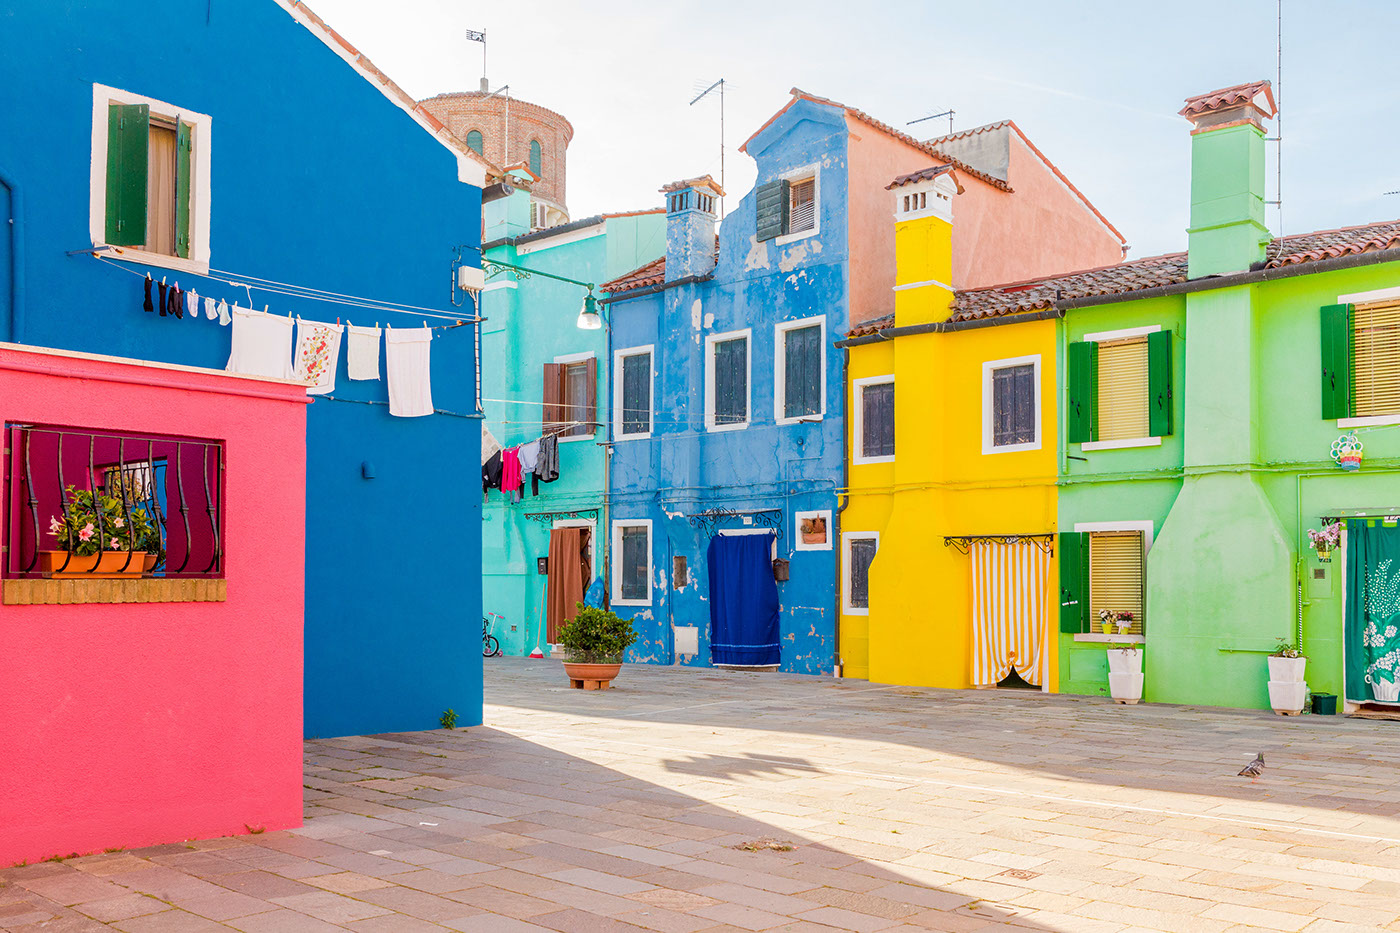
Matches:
[969,539,1051,687]
[295,318,343,395]
[346,324,382,381]
[385,327,433,417]
[226,306,294,380]
[481,424,503,465]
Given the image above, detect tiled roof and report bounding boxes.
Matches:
[600,256,666,294]
[1179,80,1277,119]
[846,313,894,338]
[887,165,962,191]
[950,220,1400,322]
[482,209,666,251]
[741,89,1013,193]
[925,121,1011,146]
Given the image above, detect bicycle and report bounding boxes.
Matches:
[482,613,503,658]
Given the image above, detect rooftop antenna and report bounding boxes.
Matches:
[1266,0,1283,257]
[690,78,726,218]
[466,29,486,91]
[908,108,955,137]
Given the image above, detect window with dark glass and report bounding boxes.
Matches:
[465,129,484,155]
[991,364,1036,447]
[782,324,822,419]
[861,382,894,459]
[712,336,748,426]
[529,139,542,178]
[620,525,648,601]
[620,352,651,436]
[848,536,877,610]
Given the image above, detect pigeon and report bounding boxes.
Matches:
[1238,752,1265,781]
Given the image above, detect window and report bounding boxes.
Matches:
[611,520,652,605]
[788,176,816,234]
[705,329,750,431]
[902,191,927,214]
[614,346,653,439]
[543,355,596,440]
[776,317,825,423]
[982,355,1041,454]
[795,509,832,552]
[854,376,894,464]
[754,166,819,243]
[529,139,542,178]
[1068,327,1172,446]
[843,532,879,614]
[1325,300,1400,423]
[91,84,211,268]
[1059,522,1152,637]
[466,129,484,155]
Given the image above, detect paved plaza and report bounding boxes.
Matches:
[5,658,1400,932]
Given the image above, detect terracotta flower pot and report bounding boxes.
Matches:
[39,549,146,579]
[562,660,623,690]
[143,553,158,572]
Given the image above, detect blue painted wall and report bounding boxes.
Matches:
[607,100,849,674]
[0,0,483,736]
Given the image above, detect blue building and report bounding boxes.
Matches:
[0,0,489,736]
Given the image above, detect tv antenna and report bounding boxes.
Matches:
[908,108,955,137]
[1266,0,1283,256]
[690,78,726,218]
[466,29,486,90]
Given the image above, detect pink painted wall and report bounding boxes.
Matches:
[845,116,1126,324]
[0,346,308,866]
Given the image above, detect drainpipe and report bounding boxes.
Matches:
[833,343,851,678]
[0,167,25,344]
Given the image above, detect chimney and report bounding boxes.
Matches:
[483,169,533,242]
[887,165,962,327]
[661,176,724,282]
[1179,80,1277,278]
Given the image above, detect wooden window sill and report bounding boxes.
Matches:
[2,578,226,605]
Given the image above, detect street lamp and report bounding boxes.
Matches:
[576,292,602,330]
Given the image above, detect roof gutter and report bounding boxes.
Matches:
[836,246,1400,347]
[599,273,715,305]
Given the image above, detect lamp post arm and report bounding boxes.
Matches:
[481,258,595,292]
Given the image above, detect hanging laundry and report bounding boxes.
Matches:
[501,447,523,503]
[294,318,343,395]
[143,275,154,313]
[481,424,503,465]
[186,290,198,321]
[204,296,217,321]
[346,323,382,381]
[481,449,502,501]
[170,285,184,320]
[532,434,559,495]
[217,299,232,326]
[157,280,169,317]
[518,438,541,497]
[226,306,295,380]
[385,327,433,417]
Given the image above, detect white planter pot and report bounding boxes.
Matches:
[1373,677,1400,702]
[1108,672,1144,704]
[1106,648,1143,675]
[1267,656,1306,683]
[1268,680,1308,714]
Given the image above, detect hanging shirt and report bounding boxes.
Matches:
[385,327,433,417]
[226,306,295,380]
[532,434,559,495]
[501,447,522,494]
[346,324,382,381]
[294,318,343,395]
[518,439,541,474]
[481,450,503,499]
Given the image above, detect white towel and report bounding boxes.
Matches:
[346,324,382,381]
[295,318,343,395]
[226,306,294,380]
[385,327,433,417]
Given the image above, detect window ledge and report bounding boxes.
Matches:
[706,422,749,433]
[776,414,825,426]
[1338,415,1400,428]
[612,598,652,607]
[853,455,894,466]
[1081,437,1163,452]
[843,608,870,616]
[96,245,209,276]
[1072,634,1146,644]
[775,228,818,246]
[984,441,1042,455]
[614,432,652,442]
[3,578,227,605]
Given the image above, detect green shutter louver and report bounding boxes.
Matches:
[105,102,149,246]
[755,179,789,242]
[1058,532,1089,633]
[529,139,542,178]
[1067,341,1098,443]
[1321,303,1353,420]
[175,120,192,259]
[466,129,484,155]
[1147,328,1173,437]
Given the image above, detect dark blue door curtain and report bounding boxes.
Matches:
[707,533,781,667]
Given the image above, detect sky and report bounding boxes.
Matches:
[312,0,1400,259]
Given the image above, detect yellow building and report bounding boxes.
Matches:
[838,166,1060,690]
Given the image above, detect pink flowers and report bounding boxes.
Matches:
[77,522,95,542]
[48,516,63,537]
[109,538,121,549]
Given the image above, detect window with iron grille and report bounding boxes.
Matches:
[706,331,750,430]
[985,358,1039,451]
[856,378,894,462]
[845,534,878,612]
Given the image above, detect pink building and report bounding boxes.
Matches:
[0,344,308,865]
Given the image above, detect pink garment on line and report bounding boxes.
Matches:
[501,447,522,493]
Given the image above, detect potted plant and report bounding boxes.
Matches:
[1101,610,1144,704]
[1307,522,1340,563]
[1267,640,1307,715]
[40,485,154,578]
[557,603,637,690]
[800,515,827,546]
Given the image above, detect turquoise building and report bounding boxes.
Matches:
[480,181,664,655]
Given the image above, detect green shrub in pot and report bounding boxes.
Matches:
[557,604,637,663]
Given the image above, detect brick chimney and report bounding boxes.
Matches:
[1179,80,1277,277]
[661,176,724,282]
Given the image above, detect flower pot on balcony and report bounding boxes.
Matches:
[1108,672,1144,705]
[1106,648,1143,675]
[1268,680,1308,715]
[39,550,146,579]
[1267,656,1306,683]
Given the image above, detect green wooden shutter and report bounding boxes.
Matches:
[1320,303,1353,420]
[1058,532,1089,633]
[755,179,789,242]
[175,120,192,259]
[105,103,149,246]
[1067,341,1098,443]
[529,139,542,178]
[1147,328,1173,437]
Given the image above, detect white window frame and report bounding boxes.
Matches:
[1079,325,1163,452]
[1071,520,1153,644]
[553,351,598,443]
[1336,285,1400,428]
[774,316,826,425]
[553,517,599,581]
[89,83,213,274]
[853,375,896,465]
[982,354,1042,455]
[611,519,653,606]
[776,163,820,246]
[704,328,752,433]
[842,531,880,615]
[794,509,833,552]
[612,345,654,441]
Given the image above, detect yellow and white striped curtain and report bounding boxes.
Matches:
[970,540,1051,687]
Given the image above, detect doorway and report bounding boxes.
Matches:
[1343,519,1400,708]
[545,522,592,645]
[708,530,780,668]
